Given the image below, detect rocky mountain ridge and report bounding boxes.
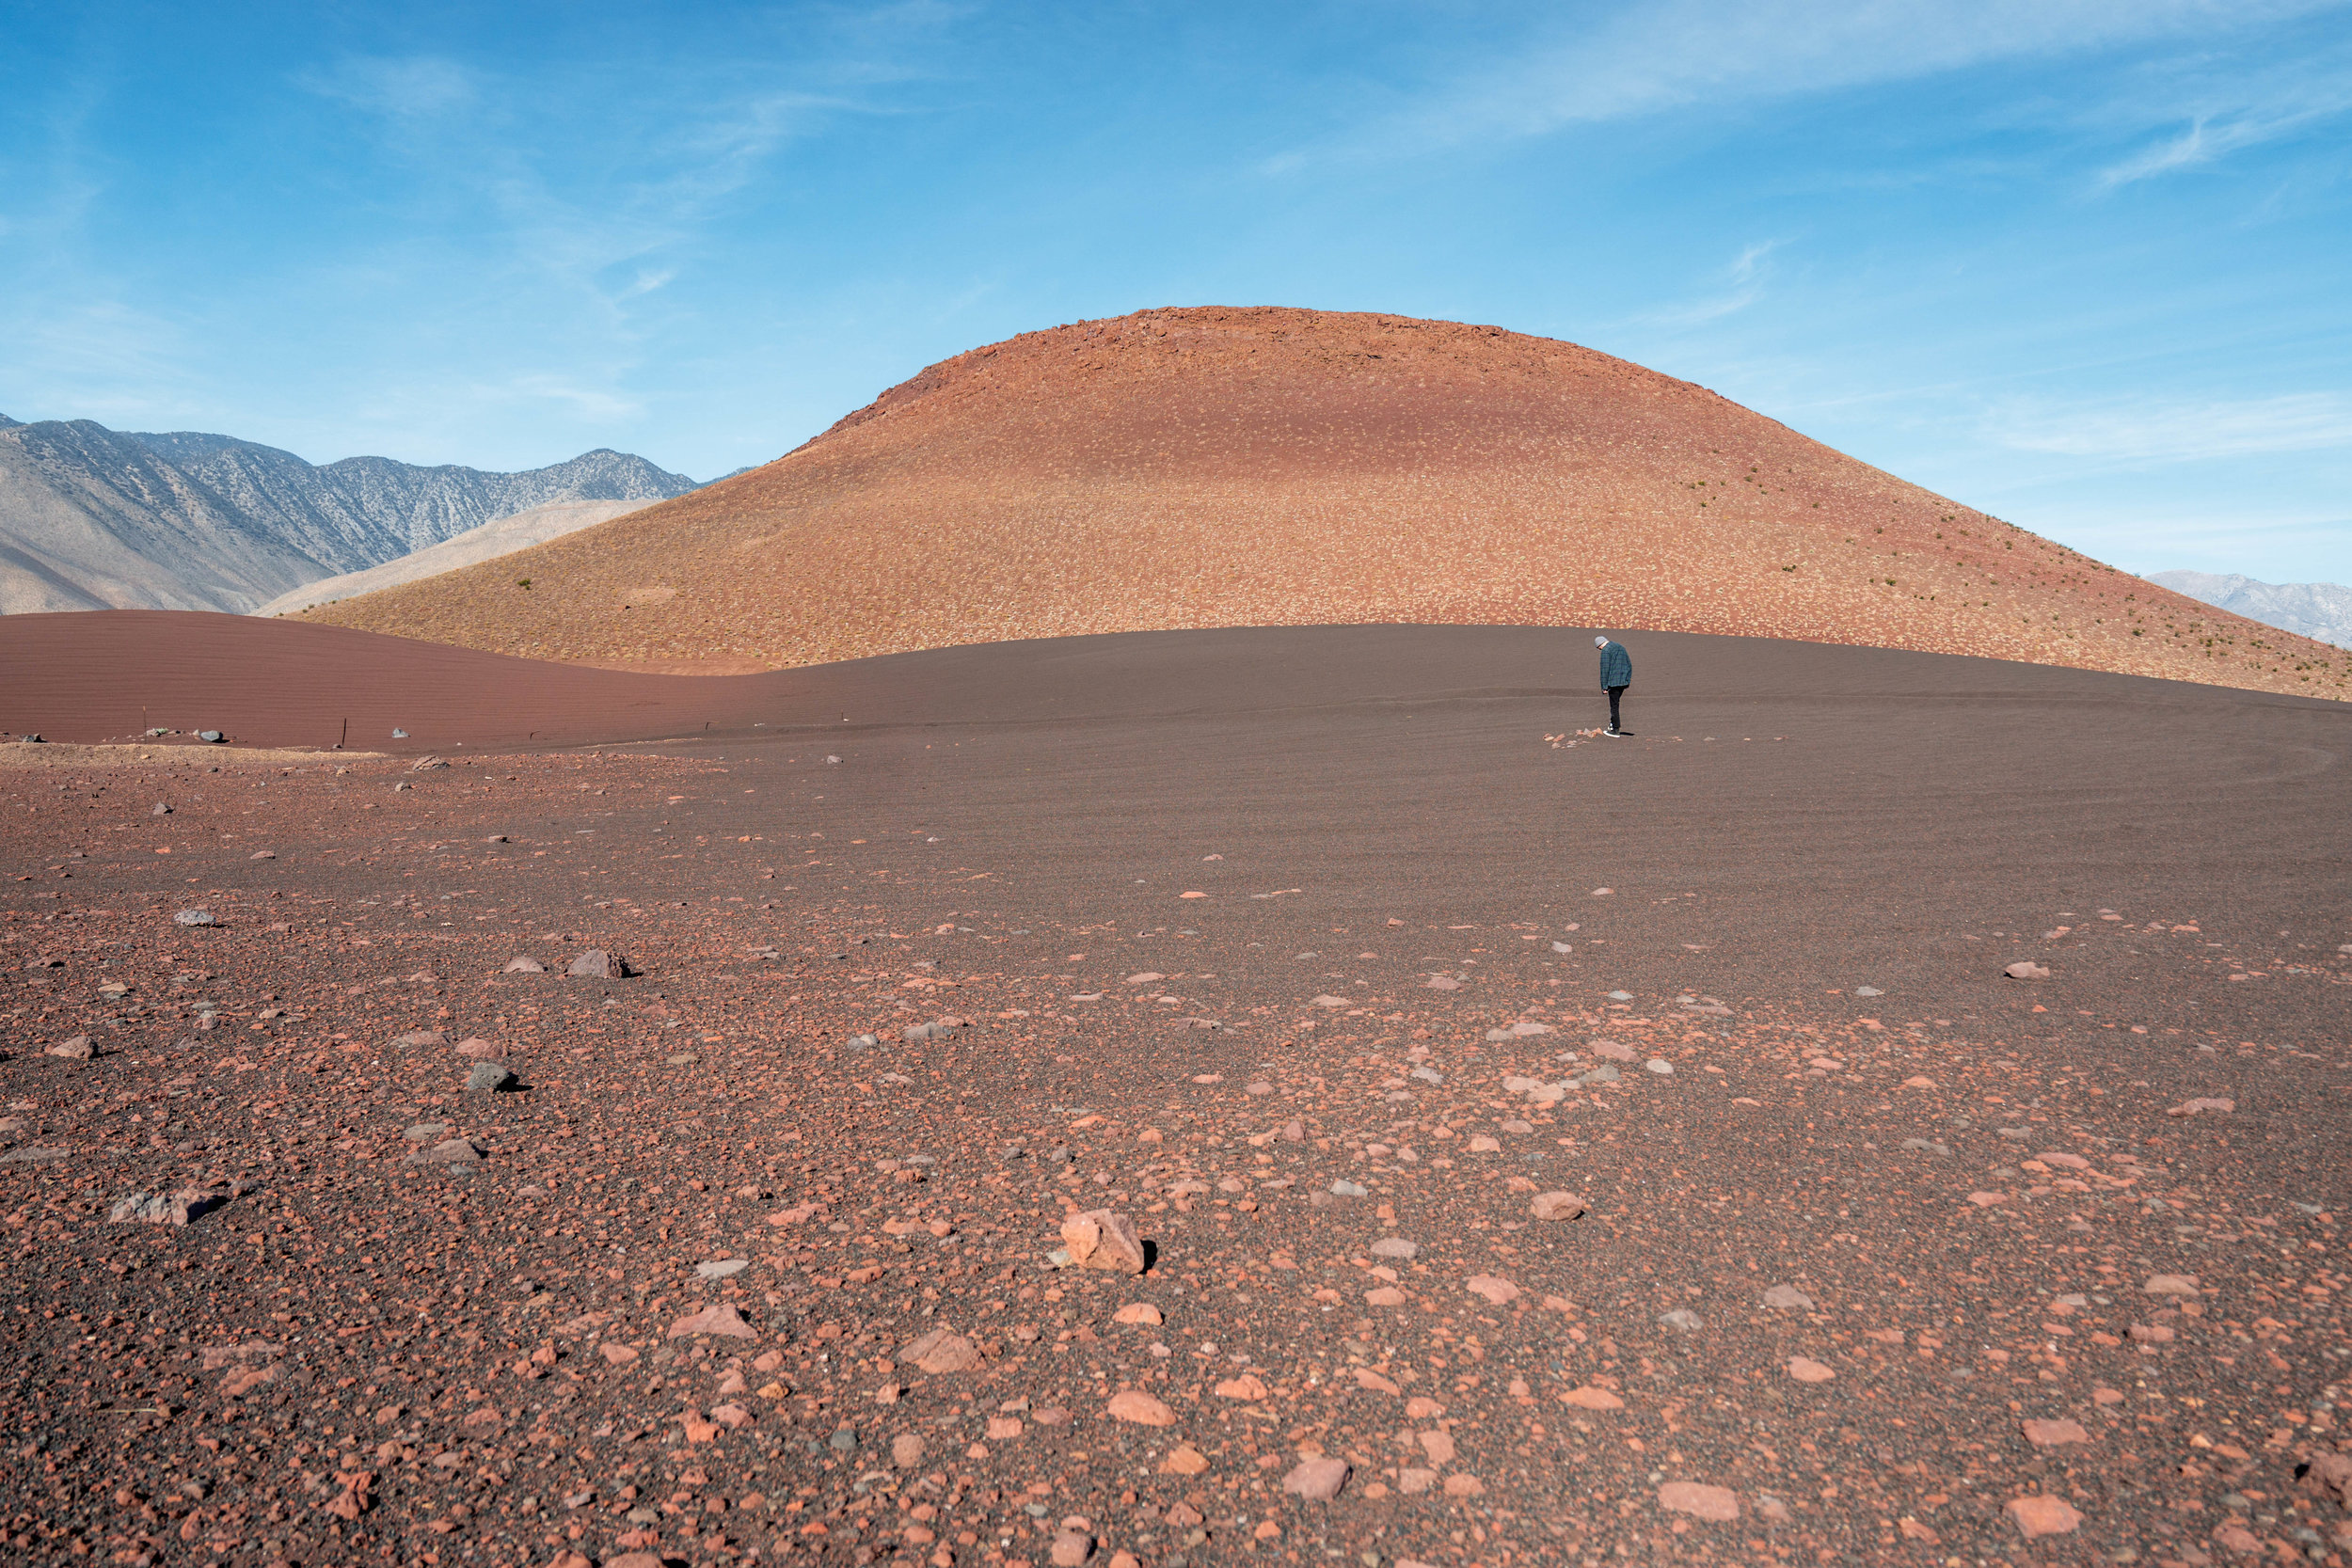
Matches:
[2147,570,2352,650]
[0,414,697,614]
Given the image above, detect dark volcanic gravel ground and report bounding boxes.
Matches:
[3,625,2350,1568]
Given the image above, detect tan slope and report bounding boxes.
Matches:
[250,498,660,618]
[307,307,2349,699]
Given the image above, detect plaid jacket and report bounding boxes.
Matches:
[1597,641,1632,689]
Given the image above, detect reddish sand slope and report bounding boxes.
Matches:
[301,308,2343,698]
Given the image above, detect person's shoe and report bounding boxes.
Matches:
[1604,726,1622,737]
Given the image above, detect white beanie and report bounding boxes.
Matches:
[1594,636,1609,647]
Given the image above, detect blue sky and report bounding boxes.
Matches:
[3,1,2348,581]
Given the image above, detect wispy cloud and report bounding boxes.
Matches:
[494,373,644,422]
[298,55,480,122]
[290,49,933,371]
[1637,239,1784,327]
[1278,0,2345,167]
[1990,392,2352,462]
[2094,62,2352,185]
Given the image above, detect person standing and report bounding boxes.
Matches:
[1594,635,1632,736]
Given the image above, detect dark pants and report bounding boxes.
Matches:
[1607,686,1627,730]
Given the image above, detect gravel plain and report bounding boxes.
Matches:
[3,622,2349,1568]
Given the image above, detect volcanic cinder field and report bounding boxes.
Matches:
[3,611,2350,1568]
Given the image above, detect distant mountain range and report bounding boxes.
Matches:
[2147,571,2352,651]
[0,412,699,614]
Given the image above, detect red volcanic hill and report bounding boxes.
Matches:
[303,307,2346,699]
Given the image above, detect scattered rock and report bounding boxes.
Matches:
[847,1034,879,1050]
[1657,1481,1740,1522]
[405,1139,483,1167]
[2168,1098,2234,1117]
[2003,961,2050,980]
[109,1179,254,1226]
[898,1328,981,1373]
[1049,1529,1095,1566]
[1576,1065,1620,1085]
[199,1340,282,1371]
[151,802,170,816]
[1899,1137,1950,1156]
[892,1433,926,1468]
[2004,1495,2081,1539]
[1283,1457,1352,1501]
[567,950,634,978]
[172,910,215,927]
[1105,1388,1176,1426]
[1787,1357,1836,1383]
[502,957,545,974]
[1657,1307,1703,1332]
[695,1259,750,1281]
[403,1124,447,1141]
[1645,1058,1673,1074]
[1328,1180,1368,1198]
[2021,1418,2089,1447]
[1761,1285,1815,1309]
[1465,1275,1519,1305]
[1561,1386,1623,1410]
[1589,1038,1635,1061]
[46,1035,92,1060]
[1112,1302,1163,1325]
[2142,1274,2201,1296]
[1371,1237,1419,1259]
[2299,1451,2352,1505]
[1060,1210,1147,1274]
[454,1037,502,1058]
[1854,985,1883,996]
[392,1030,446,1048]
[1530,1192,1585,1222]
[668,1303,759,1340]
[465,1061,516,1094]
